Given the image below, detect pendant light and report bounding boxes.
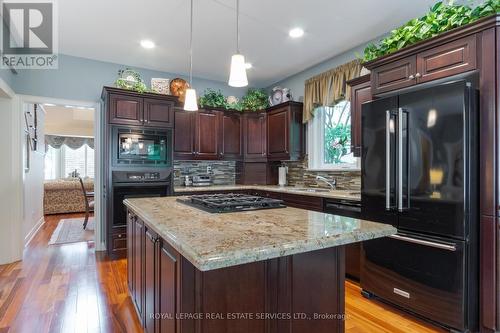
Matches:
[228,0,248,87]
[184,0,198,111]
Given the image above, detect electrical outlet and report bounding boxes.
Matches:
[206,165,212,174]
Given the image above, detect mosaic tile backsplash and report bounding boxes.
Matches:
[282,157,361,191]
[174,158,360,191]
[174,161,236,186]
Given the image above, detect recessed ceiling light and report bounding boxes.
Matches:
[245,63,252,69]
[289,27,304,38]
[140,39,155,49]
[43,103,56,107]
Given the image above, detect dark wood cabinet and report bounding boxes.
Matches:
[158,240,181,333]
[133,217,144,321]
[371,35,477,95]
[266,102,304,161]
[243,112,267,161]
[144,226,158,333]
[174,109,223,160]
[220,111,243,160]
[347,75,371,157]
[127,212,135,294]
[281,193,323,212]
[416,34,476,84]
[144,98,174,128]
[371,56,417,95]
[195,111,221,160]
[107,89,176,128]
[174,110,195,159]
[109,93,144,126]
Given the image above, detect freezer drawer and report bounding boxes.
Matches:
[361,233,467,331]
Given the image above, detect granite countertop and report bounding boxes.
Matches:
[124,197,395,271]
[174,185,361,201]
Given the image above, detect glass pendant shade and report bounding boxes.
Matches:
[228,54,248,87]
[184,88,198,111]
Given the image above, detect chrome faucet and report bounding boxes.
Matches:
[315,175,336,190]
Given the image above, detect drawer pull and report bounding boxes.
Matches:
[393,288,410,299]
[388,234,456,252]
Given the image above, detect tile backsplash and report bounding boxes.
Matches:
[174,160,236,186]
[282,157,361,191]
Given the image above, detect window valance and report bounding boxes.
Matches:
[303,59,361,123]
[45,135,94,150]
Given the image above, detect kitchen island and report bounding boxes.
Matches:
[124,196,395,333]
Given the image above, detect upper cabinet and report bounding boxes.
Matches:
[173,109,195,160]
[175,110,216,160]
[266,102,304,161]
[370,35,477,95]
[144,98,174,128]
[371,56,417,95]
[243,111,267,161]
[220,111,243,160]
[109,94,144,126]
[103,87,177,128]
[194,110,220,160]
[173,102,303,162]
[416,34,476,84]
[347,75,372,158]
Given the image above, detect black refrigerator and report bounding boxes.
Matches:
[360,78,478,332]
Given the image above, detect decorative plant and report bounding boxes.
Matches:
[241,88,270,111]
[114,68,149,93]
[363,0,500,62]
[199,89,228,108]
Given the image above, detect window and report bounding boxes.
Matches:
[307,101,359,170]
[44,145,58,180]
[44,144,95,179]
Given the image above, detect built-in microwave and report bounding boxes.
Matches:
[112,127,172,166]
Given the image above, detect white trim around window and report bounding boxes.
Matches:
[307,105,360,171]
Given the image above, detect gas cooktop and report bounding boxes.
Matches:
[177,193,286,213]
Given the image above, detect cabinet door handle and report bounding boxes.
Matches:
[415,73,422,78]
[408,74,415,80]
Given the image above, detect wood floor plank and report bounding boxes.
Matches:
[0,213,445,333]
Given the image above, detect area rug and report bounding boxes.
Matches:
[48,217,95,245]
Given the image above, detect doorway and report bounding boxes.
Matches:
[19,95,104,251]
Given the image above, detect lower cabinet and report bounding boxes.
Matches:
[144,226,158,333]
[133,216,144,320]
[128,209,183,333]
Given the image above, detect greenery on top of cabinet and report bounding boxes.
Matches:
[241,89,270,111]
[198,88,270,112]
[363,0,500,62]
[199,89,228,108]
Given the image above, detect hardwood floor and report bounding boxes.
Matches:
[0,214,445,333]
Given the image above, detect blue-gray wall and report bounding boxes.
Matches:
[265,37,383,102]
[0,69,14,88]
[5,54,245,102]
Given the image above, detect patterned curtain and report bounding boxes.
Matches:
[303,59,362,123]
[45,135,94,150]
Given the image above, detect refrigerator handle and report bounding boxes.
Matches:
[398,108,403,212]
[385,110,391,211]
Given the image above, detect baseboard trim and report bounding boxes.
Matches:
[24,216,45,247]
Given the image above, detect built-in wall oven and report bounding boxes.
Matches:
[112,127,172,167]
[112,171,172,227]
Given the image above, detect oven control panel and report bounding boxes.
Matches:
[127,172,161,180]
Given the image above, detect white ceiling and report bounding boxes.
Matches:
[44,105,95,137]
[59,0,436,87]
